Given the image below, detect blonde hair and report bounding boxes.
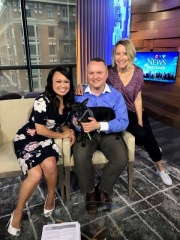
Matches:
[112,39,136,67]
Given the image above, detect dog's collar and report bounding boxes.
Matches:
[77,108,94,122]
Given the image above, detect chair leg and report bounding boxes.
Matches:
[65,167,71,202]
[127,161,133,197]
[57,164,65,202]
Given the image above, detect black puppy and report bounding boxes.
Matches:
[71,98,115,147]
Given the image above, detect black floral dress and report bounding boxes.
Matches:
[13,94,69,175]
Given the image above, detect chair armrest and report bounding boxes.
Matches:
[54,138,63,150]
[62,138,72,167]
[54,138,63,164]
[62,131,135,166]
[121,131,135,162]
[0,127,3,147]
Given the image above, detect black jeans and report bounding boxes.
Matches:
[73,132,128,194]
[126,111,162,162]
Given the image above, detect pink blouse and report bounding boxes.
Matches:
[107,65,144,112]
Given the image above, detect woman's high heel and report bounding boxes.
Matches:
[44,195,55,217]
[7,211,21,236]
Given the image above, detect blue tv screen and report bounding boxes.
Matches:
[134,52,179,83]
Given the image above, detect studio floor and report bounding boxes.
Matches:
[0,117,180,240]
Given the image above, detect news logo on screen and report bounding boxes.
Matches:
[134,52,179,83]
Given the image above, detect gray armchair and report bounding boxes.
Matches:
[0,98,65,201]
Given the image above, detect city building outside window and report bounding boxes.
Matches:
[0,0,76,95]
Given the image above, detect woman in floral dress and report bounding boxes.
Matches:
[7,67,75,236]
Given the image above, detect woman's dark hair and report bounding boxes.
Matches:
[44,66,74,115]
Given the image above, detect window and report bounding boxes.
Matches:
[64,45,69,53]
[26,4,33,18]
[64,28,68,35]
[28,26,35,37]
[63,9,68,17]
[49,45,55,55]
[30,57,41,64]
[32,69,39,78]
[57,6,60,15]
[73,7,76,16]
[33,80,40,89]
[48,27,54,38]
[47,7,53,19]
[30,45,37,55]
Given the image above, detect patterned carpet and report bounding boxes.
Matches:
[0,117,180,240]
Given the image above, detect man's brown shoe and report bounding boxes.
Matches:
[98,188,112,212]
[85,191,98,215]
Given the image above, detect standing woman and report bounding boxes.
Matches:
[107,39,172,186]
[7,67,75,236]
